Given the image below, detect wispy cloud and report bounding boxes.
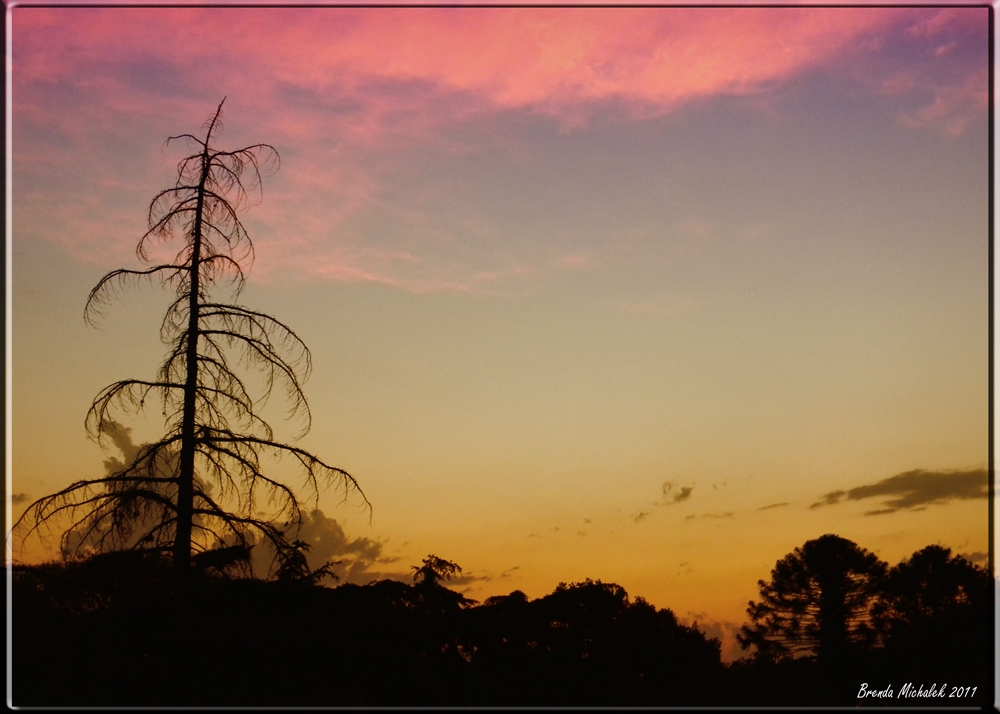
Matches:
[810,468,987,516]
[757,502,789,511]
[14,6,981,292]
[17,7,907,126]
[447,571,493,591]
[895,67,987,137]
[657,481,694,506]
[684,512,734,521]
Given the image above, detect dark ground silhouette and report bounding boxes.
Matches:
[11,536,993,707]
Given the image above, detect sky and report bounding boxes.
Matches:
[7,4,991,659]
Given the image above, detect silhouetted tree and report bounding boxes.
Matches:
[876,545,990,630]
[874,545,992,680]
[737,534,886,665]
[273,540,340,586]
[14,99,366,578]
[412,554,464,588]
[410,554,476,659]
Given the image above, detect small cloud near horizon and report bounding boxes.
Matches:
[449,570,492,587]
[680,612,745,663]
[658,481,694,506]
[757,502,789,511]
[275,509,408,585]
[682,512,733,521]
[810,468,987,515]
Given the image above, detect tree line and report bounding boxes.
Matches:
[11,536,991,706]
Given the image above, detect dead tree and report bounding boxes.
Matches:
[15,99,367,578]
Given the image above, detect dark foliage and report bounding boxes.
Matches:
[13,555,721,706]
[12,534,992,707]
[873,545,993,686]
[465,579,723,705]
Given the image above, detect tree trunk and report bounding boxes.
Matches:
[173,122,217,575]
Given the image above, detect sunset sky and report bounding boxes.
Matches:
[7,4,990,658]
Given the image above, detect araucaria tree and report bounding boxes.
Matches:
[737,534,886,665]
[16,100,366,577]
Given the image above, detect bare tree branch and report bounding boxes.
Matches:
[13,99,366,580]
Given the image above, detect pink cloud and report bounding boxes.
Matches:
[17,7,984,135]
[896,67,988,137]
[861,7,988,137]
[14,8,912,122]
[12,6,987,291]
